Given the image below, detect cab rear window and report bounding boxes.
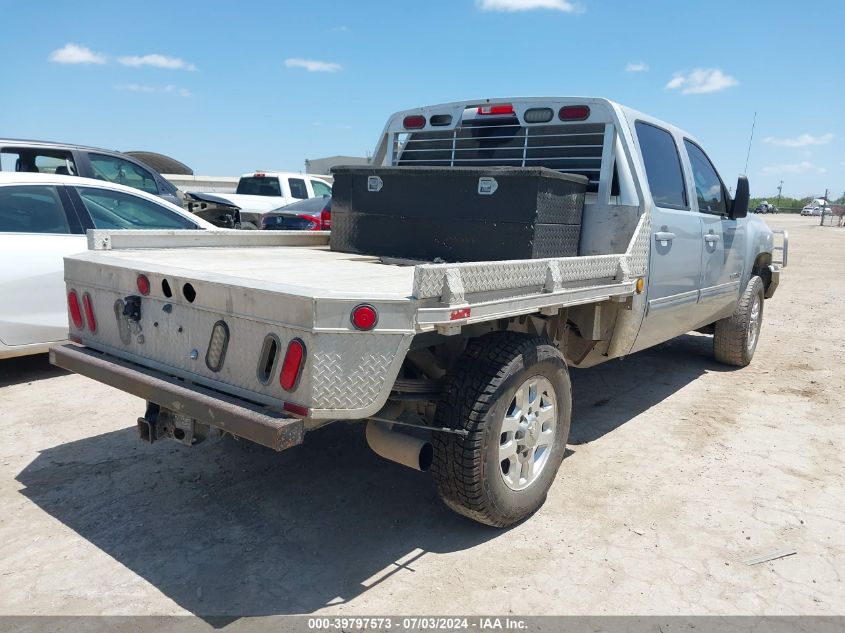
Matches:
[236,177,282,196]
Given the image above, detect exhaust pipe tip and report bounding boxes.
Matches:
[366,420,433,472]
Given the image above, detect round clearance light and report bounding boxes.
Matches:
[137,274,151,296]
[524,107,554,123]
[429,114,453,126]
[636,277,645,294]
[403,115,426,130]
[351,304,378,331]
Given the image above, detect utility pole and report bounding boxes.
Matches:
[821,188,829,225]
[776,180,783,207]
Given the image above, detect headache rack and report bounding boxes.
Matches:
[393,117,607,192]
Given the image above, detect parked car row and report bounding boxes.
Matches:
[1,138,335,231]
[801,204,828,216]
[0,138,335,360]
[752,201,777,214]
[186,171,333,229]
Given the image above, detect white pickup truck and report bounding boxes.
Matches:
[186,171,333,228]
[52,97,788,527]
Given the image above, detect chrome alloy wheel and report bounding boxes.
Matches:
[499,376,557,491]
[747,293,761,353]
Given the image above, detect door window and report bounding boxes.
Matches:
[1,149,77,175]
[635,122,688,209]
[310,179,332,197]
[0,185,71,234]
[684,140,727,215]
[88,153,159,194]
[74,186,196,229]
[288,178,308,199]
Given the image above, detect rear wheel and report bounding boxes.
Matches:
[714,275,765,367]
[431,332,571,527]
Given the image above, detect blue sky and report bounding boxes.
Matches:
[1,0,843,198]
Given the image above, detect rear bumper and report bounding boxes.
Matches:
[49,344,304,451]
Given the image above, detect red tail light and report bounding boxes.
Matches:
[403,115,426,129]
[477,104,514,115]
[559,105,590,121]
[283,402,309,417]
[293,214,320,231]
[137,274,150,296]
[351,304,378,330]
[82,292,97,333]
[320,209,331,230]
[67,291,84,330]
[280,338,306,391]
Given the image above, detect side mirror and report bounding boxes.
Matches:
[731,175,749,219]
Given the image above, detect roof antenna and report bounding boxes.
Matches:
[744,111,757,174]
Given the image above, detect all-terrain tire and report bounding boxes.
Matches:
[714,275,765,367]
[431,332,571,527]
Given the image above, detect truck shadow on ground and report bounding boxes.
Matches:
[569,332,728,444]
[0,352,68,388]
[16,333,729,621]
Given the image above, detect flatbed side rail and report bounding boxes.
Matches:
[86,229,330,251]
[771,229,788,268]
[411,212,651,303]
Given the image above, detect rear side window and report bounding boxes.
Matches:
[236,177,282,196]
[684,140,727,215]
[89,153,159,194]
[635,122,687,209]
[75,186,196,230]
[310,179,332,197]
[0,185,71,234]
[1,149,77,175]
[288,178,308,199]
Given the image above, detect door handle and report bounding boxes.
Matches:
[655,231,675,242]
[704,234,720,243]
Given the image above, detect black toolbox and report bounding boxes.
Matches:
[329,166,587,262]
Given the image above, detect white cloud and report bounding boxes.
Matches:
[284,58,342,73]
[331,25,349,32]
[764,133,834,148]
[115,84,191,97]
[476,0,581,12]
[117,54,197,71]
[49,43,106,65]
[665,68,738,94]
[761,161,826,175]
[626,61,649,72]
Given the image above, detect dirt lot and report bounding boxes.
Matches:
[0,214,842,618]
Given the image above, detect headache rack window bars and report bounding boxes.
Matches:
[394,122,608,192]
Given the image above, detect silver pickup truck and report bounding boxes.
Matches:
[52,97,787,527]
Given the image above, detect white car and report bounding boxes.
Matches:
[0,172,215,359]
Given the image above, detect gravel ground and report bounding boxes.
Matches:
[0,214,842,617]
